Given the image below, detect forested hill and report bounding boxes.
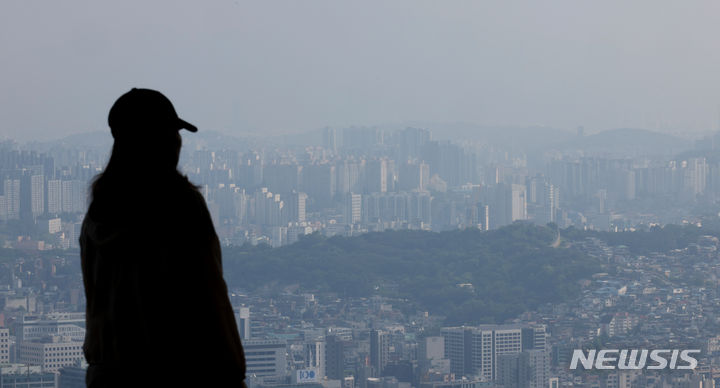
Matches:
[222,223,602,325]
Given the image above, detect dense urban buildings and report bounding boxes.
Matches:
[3,127,720,387]
[3,127,719,249]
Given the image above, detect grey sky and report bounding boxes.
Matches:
[2,0,720,142]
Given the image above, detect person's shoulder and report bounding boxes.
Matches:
[171,177,209,216]
[168,175,201,201]
[170,181,216,237]
[180,184,205,207]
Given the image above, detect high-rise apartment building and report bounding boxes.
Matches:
[395,127,430,163]
[345,193,362,224]
[19,172,44,219]
[336,161,363,195]
[61,180,86,213]
[284,191,307,223]
[303,164,336,205]
[263,164,302,194]
[489,184,527,228]
[47,179,62,214]
[398,162,430,192]
[3,179,20,220]
[365,160,388,194]
[510,184,527,222]
[323,127,337,153]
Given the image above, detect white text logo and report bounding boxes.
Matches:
[569,349,700,370]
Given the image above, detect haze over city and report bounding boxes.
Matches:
[7,2,720,388]
[3,0,720,141]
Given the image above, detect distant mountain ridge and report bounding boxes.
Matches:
[23,129,254,152]
[21,125,695,158]
[562,128,691,155]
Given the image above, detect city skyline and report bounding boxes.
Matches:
[4,2,720,387]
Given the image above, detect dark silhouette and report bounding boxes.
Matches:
[80,89,246,387]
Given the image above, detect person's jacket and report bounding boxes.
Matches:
[80,176,246,387]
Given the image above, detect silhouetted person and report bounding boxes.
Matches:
[80,89,246,387]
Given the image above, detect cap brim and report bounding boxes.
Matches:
[177,118,198,132]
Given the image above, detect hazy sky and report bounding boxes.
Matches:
[2,0,720,141]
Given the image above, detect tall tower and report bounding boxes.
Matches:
[323,127,337,153]
[542,183,556,225]
[510,184,527,222]
[364,160,387,193]
[345,193,362,224]
[325,335,346,380]
[234,307,250,340]
[369,330,389,377]
[2,179,20,220]
[305,340,326,379]
[20,171,44,219]
[47,180,62,215]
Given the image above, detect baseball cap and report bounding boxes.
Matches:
[108,88,197,138]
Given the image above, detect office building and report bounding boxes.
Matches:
[527,350,549,388]
[496,349,549,388]
[440,325,545,380]
[325,335,346,380]
[305,340,325,379]
[0,329,8,364]
[244,339,287,381]
[59,365,87,388]
[18,335,84,373]
[15,313,86,343]
[497,352,529,388]
[370,330,389,377]
[418,336,447,373]
[235,307,251,340]
[0,364,55,388]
